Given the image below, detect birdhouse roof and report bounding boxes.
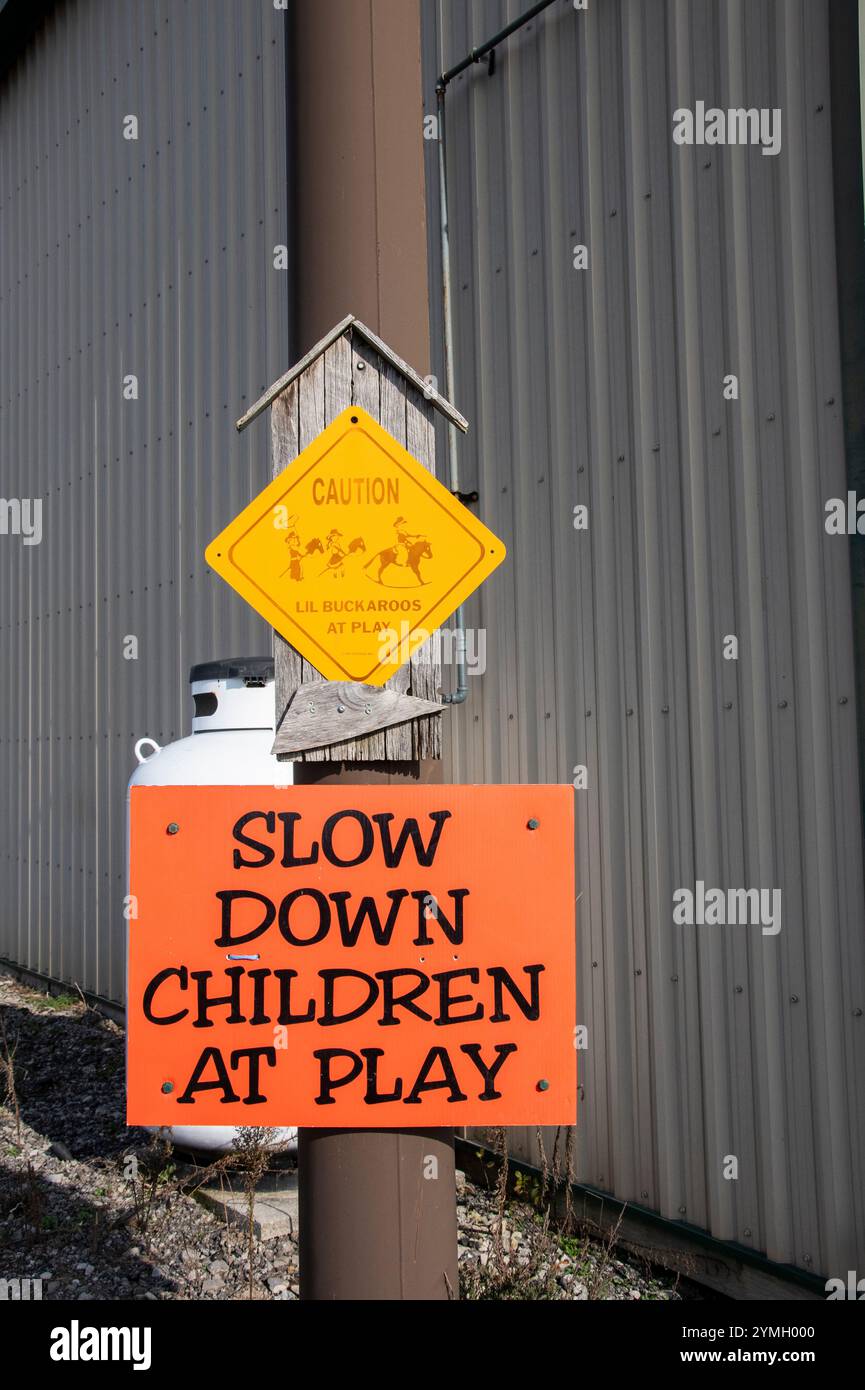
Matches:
[235,314,468,434]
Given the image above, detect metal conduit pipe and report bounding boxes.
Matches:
[435,0,559,705]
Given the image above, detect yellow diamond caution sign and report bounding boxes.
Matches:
[205,406,505,685]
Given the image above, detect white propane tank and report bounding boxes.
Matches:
[127,656,297,1155]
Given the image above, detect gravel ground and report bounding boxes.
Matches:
[0,973,690,1301]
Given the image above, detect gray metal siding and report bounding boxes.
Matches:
[422,0,865,1277]
[0,0,290,1002]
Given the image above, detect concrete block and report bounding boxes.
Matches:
[189,1169,299,1241]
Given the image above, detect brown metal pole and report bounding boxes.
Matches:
[290,0,453,1301]
[298,1127,457,1300]
[294,760,458,1301]
[293,0,431,368]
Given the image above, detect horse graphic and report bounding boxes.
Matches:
[280,536,324,580]
[319,535,367,579]
[365,538,432,587]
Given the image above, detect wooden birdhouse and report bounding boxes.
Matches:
[225,315,492,766]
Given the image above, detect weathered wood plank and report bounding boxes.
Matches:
[296,352,326,693]
[236,313,469,436]
[271,384,303,724]
[406,384,441,759]
[273,327,443,764]
[324,334,352,423]
[380,364,412,760]
[305,335,355,761]
[349,336,389,760]
[274,681,444,756]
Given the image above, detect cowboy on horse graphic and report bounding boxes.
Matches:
[365,516,433,587]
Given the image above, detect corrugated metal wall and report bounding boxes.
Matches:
[422,0,865,1277]
[0,0,288,1003]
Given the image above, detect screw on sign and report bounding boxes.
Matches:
[127,785,576,1125]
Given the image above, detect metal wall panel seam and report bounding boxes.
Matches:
[803,0,865,1274]
[0,0,292,1000]
[668,0,726,1238]
[571,7,606,1192]
[418,0,865,1273]
[610,0,655,1210]
[724,0,798,1265]
[716,0,788,1263]
[643,0,689,1228]
[537,0,586,1168]
[621,0,675,1222]
[582,0,637,1204]
[779,0,853,1276]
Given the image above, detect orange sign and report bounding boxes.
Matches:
[127,785,576,1127]
[204,407,505,686]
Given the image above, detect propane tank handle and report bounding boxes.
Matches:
[134,736,162,765]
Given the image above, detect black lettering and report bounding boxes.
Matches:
[214,889,275,947]
[330,888,408,946]
[176,1046,239,1105]
[372,810,452,867]
[190,966,246,1028]
[488,965,544,1022]
[403,1046,467,1105]
[278,888,331,945]
[277,810,319,867]
[361,1047,402,1104]
[376,968,432,1026]
[432,968,483,1025]
[319,969,379,1026]
[232,811,275,869]
[247,968,272,1026]
[460,1042,517,1099]
[412,888,468,945]
[322,809,375,867]
[230,1047,277,1105]
[143,966,188,1025]
[313,1048,364,1104]
[275,968,316,1023]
